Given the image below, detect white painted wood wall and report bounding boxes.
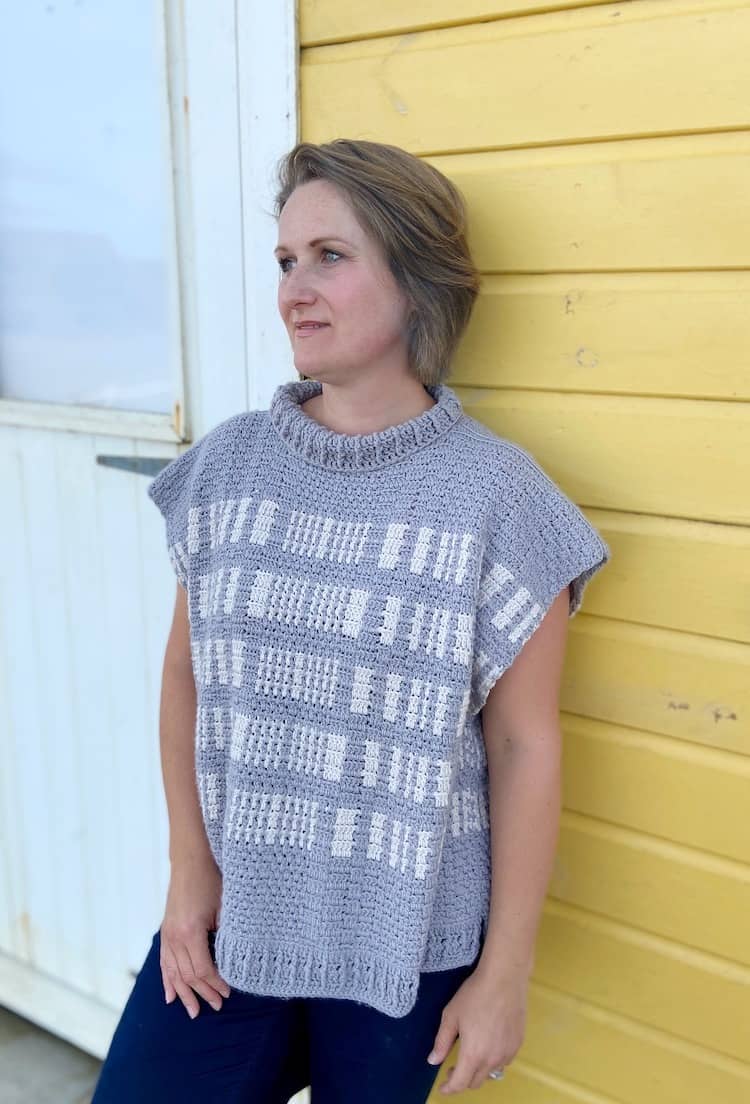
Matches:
[0,0,298,1074]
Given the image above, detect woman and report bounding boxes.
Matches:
[92,138,609,1102]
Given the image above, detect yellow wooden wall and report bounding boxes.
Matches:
[298,1,750,1100]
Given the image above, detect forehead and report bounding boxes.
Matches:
[277,180,364,240]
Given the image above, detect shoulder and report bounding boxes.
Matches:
[200,408,265,454]
[146,409,266,511]
[453,412,560,498]
[187,409,267,475]
[454,413,606,550]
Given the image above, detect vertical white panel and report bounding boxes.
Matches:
[167,0,250,435]
[237,0,300,411]
[0,436,50,965]
[4,431,77,982]
[168,0,299,433]
[54,431,122,996]
[94,436,170,979]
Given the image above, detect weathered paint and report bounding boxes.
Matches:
[299,1,750,1098]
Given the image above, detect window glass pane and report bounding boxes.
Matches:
[0,2,173,413]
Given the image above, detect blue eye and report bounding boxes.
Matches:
[276,248,342,274]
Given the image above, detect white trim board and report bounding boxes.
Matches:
[172,0,299,439]
[237,1,300,414]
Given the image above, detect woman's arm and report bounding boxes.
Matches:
[474,586,571,984]
[425,588,572,1093]
[158,582,231,1017]
[159,583,213,867]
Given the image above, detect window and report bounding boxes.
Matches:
[0,2,173,413]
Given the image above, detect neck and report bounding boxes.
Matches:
[268,376,464,472]
[299,375,437,437]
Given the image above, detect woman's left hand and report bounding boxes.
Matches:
[426,964,529,1095]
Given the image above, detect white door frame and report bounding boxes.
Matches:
[170,0,299,440]
[236,2,300,415]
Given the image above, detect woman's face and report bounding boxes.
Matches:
[275,179,413,380]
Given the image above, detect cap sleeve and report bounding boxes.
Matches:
[146,434,212,588]
[471,445,610,715]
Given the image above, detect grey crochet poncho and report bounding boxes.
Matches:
[146,377,609,1018]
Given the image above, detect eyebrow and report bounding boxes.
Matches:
[273,236,353,256]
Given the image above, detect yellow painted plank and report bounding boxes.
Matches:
[535,901,750,1062]
[579,509,750,644]
[563,617,748,755]
[453,273,750,400]
[432,132,750,270]
[456,387,750,524]
[562,716,750,864]
[430,1060,605,1104]
[512,984,750,1104]
[301,0,610,46]
[301,2,750,153]
[551,814,750,965]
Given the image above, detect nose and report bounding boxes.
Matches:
[279,262,317,312]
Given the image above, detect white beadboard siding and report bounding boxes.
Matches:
[0,0,298,1069]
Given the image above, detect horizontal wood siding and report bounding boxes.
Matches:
[299,0,750,1099]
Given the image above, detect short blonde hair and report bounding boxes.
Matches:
[273,139,480,386]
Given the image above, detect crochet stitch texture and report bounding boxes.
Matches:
[147,377,610,1018]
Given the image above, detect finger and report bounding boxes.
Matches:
[206,933,232,999]
[427,1011,458,1067]
[174,943,215,1013]
[187,940,232,1007]
[159,935,177,1004]
[174,973,202,1019]
[474,1063,501,1090]
[215,971,232,999]
[439,1057,477,1096]
[161,941,200,1019]
[176,940,228,1012]
[211,968,232,999]
[159,938,179,1004]
[438,1064,455,1094]
[160,954,176,1004]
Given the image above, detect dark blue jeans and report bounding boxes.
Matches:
[91,928,481,1104]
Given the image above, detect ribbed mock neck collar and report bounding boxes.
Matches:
[268,377,464,472]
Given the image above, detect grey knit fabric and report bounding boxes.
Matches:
[146,377,610,1018]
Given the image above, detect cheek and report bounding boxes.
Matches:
[336,274,404,330]
[330,274,366,316]
[364,294,409,341]
[343,308,407,361]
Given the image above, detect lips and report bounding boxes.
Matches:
[295,322,330,337]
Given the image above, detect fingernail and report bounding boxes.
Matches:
[427,1052,439,1065]
[210,1001,221,1012]
[189,1008,198,1019]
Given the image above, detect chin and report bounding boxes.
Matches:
[293,359,337,381]
[293,361,328,382]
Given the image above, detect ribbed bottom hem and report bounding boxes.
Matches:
[214,920,486,1020]
[422,918,486,972]
[215,931,419,1018]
